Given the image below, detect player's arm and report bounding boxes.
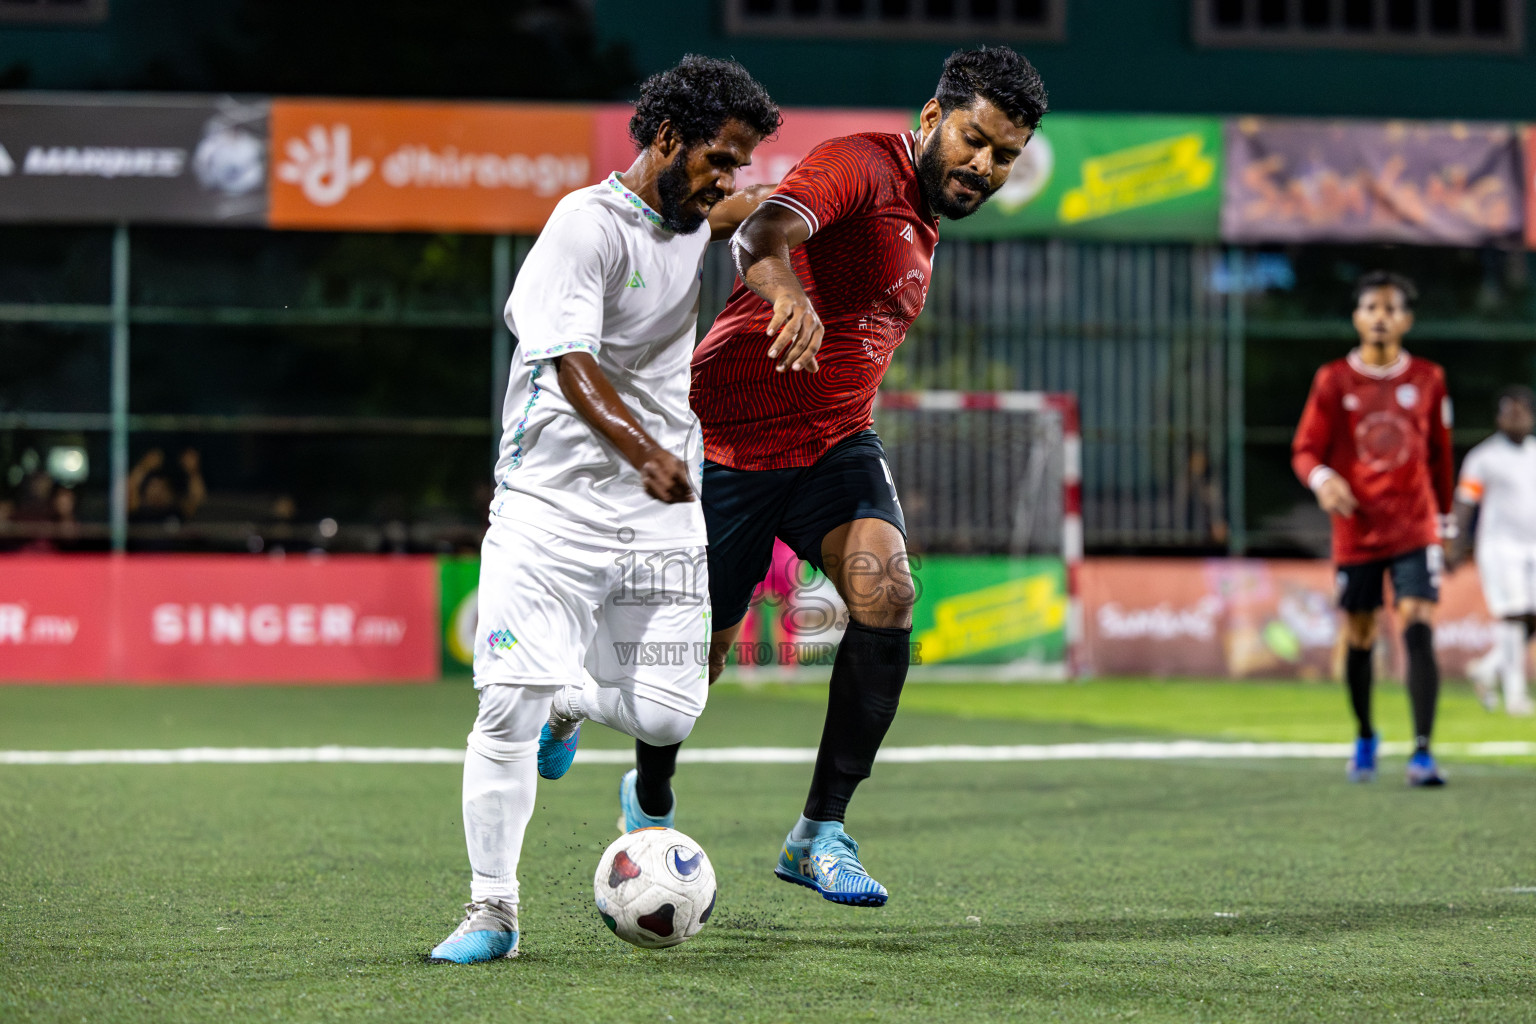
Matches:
[1449,442,1486,567]
[1429,374,1457,546]
[708,184,776,242]
[731,202,823,373]
[1291,369,1357,517]
[554,352,693,504]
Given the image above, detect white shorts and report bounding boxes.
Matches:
[1477,541,1536,618]
[473,513,710,716]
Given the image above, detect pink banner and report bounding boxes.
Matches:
[1080,557,1498,681]
[0,555,438,684]
[589,106,914,190]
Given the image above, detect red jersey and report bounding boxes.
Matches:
[1291,349,1454,565]
[691,131,939,470]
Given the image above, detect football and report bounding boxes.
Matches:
[593,826,716,949]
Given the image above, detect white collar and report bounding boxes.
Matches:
[1347,347,1411,380]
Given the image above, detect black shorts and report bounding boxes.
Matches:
[704,429,906,630]
[1336,546,1443,612]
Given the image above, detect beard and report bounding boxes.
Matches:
[916,135,998,221]
[656,148,724,234]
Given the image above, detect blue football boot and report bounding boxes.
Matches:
[1406,749,1447,787]
[428,898,518,963]
[1346,735,1378,783]
[536,701,583,781]
[775,822,888,907]
[617,768,674,833]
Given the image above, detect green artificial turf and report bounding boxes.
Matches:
[3,680,1535,1023]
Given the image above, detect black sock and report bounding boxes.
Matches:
[633,740,678,817]
[1404,622,1439,752]
[803,619,911,823]
[1346,646,1374,740]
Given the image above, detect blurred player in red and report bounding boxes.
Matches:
[624,47,1048,905]
[1292,271,1454,787]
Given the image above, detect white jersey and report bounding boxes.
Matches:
[1457,433,1536,548]
[492,173,708,549]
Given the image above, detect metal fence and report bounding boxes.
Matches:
[3,228,1240,554]
[703,239,1243,552]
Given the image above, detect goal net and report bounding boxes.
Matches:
[873,391,1078,562]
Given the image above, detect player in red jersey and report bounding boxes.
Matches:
[1291,271,1454,787]
[622,47,1048,906]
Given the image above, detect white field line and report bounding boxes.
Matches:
[1,740,1534,766]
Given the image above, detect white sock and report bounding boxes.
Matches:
[1471,645,1502,678]
[1498,620,1530,706]
[462,747,536,905]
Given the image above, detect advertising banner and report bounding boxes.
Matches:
[909,555,1067,669]
[0,94,268,225]
[1080,558,1497,681]
[944,115,1223,241]
[590,105,914,191]
[0,555,438,683]
[1222,117,1522,246]
[440,556,480,675]
[1522,127,1536,249]
[268,100,594,232]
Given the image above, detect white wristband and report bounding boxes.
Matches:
[1307,465,1341,494]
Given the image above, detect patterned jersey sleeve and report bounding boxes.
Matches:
[761,135,884,239]
[1291,364,1340,490]
[506,207,614,363]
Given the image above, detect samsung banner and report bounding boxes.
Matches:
[0,94,268,225]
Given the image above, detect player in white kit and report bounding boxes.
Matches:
[1450,386,1536,716]
[429,56,781,963]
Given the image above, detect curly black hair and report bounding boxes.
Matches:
[628,55,782,151]
[934,46,1048,131]
[1354,269,1419,308]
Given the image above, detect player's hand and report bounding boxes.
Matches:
[639,449,695,504]
[765,293,823,373]
[1315,475,1358,517]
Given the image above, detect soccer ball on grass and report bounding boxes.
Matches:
[593,826,716,948]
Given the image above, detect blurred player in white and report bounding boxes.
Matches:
[428,56,781,964]
[1450,386,1536,716]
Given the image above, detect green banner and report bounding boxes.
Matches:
[439,556,480,675]
[946,114,1222,241]
[910,555,1067,667]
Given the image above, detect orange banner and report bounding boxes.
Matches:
[1080,557,1499,681]
[268,100,594,232]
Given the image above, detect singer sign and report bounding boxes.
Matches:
[0,556,437,684]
